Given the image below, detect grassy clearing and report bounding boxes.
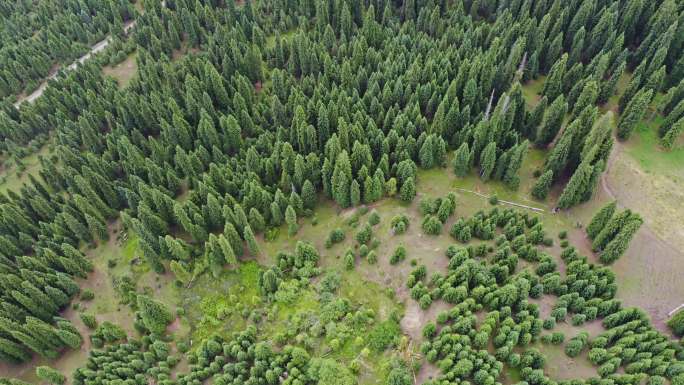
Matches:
[623,116,684,178]
[182,261,262,342]
[0,143,51,193]
[265,28,297,49]
[535,341,598,380]
[102,51,138,88]
[521,75,546,108]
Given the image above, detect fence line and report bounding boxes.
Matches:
[453,188,546,213]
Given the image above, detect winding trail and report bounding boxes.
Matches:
[13,20,137,108]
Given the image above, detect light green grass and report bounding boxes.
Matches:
[623,115,684,178]
[0,143,51,193]
[102,51,138,88]
[521,76,546,108]
[265,28,297,49]
[182,261,261,341]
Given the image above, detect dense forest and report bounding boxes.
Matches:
[0,0,137,98]
[0,0,683,384]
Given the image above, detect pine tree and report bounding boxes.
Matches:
[536,96,567,147]
[419,136,435,168]
[248,208,266,234]
[84,213,109,242]
[301,180,317,209]
[260,269,279,294]
[350,179,361,207]
[525,96,547,138]
[270,202,284,226]
[206,234,225,279]
[544,122,574,177]
[244,225,260,256]
[36,366,66,385]
[557,161,593,209]
[285,205,298,236]
[659,100,684,137]
[224,222,244,257]
[662,118,684,150]
[479,142,497,181]
[0,337,30,363]
[542,54,568,101]
[452,142,471,177]
[600,216,643,264]
[598,61,626,104]
[218,234,237,267]
[572,81,598,117]
[136,294,173,335]
[618,74,642,113]
[399,177,416,203]
[331,151,352,207]
[532,170,553,200]
[503,141,529,189]
[592,210,634,251]
[617,89,653,140]
[586,201,617,239]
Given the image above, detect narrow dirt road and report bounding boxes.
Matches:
[13,20,137,108]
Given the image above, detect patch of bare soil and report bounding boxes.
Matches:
[416,361,441,384]
[404,299,453,384]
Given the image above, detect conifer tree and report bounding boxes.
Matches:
[617,89,653,140]
[525,96,547,138]
[532,170,553,200]
[36,366,65,385]
[136,294,173,335]
[301,180,317,209]
[557,161,593,209]
[586,201,617,240]
[419,136,435,168]
[206,234,225,279]
[536,96,567,147]
[592,210,634,251]
[600,216,643,264]
[399,177,416,203]
[662,118,684,150]
[350,180,361,207]
[659,100,684,137]
[218,235,237,267]
[331,151,352,208]
[285,205,298,236]
[598,61,626,104]
[542,54,568,101]
[244,225,260,256]
[572,81,598,118]
[452,142,471,177]
[248,208,265,234]
[224,222,244,257]
[479,142,497,181]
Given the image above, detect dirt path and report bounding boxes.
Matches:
[14,20,137,108]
